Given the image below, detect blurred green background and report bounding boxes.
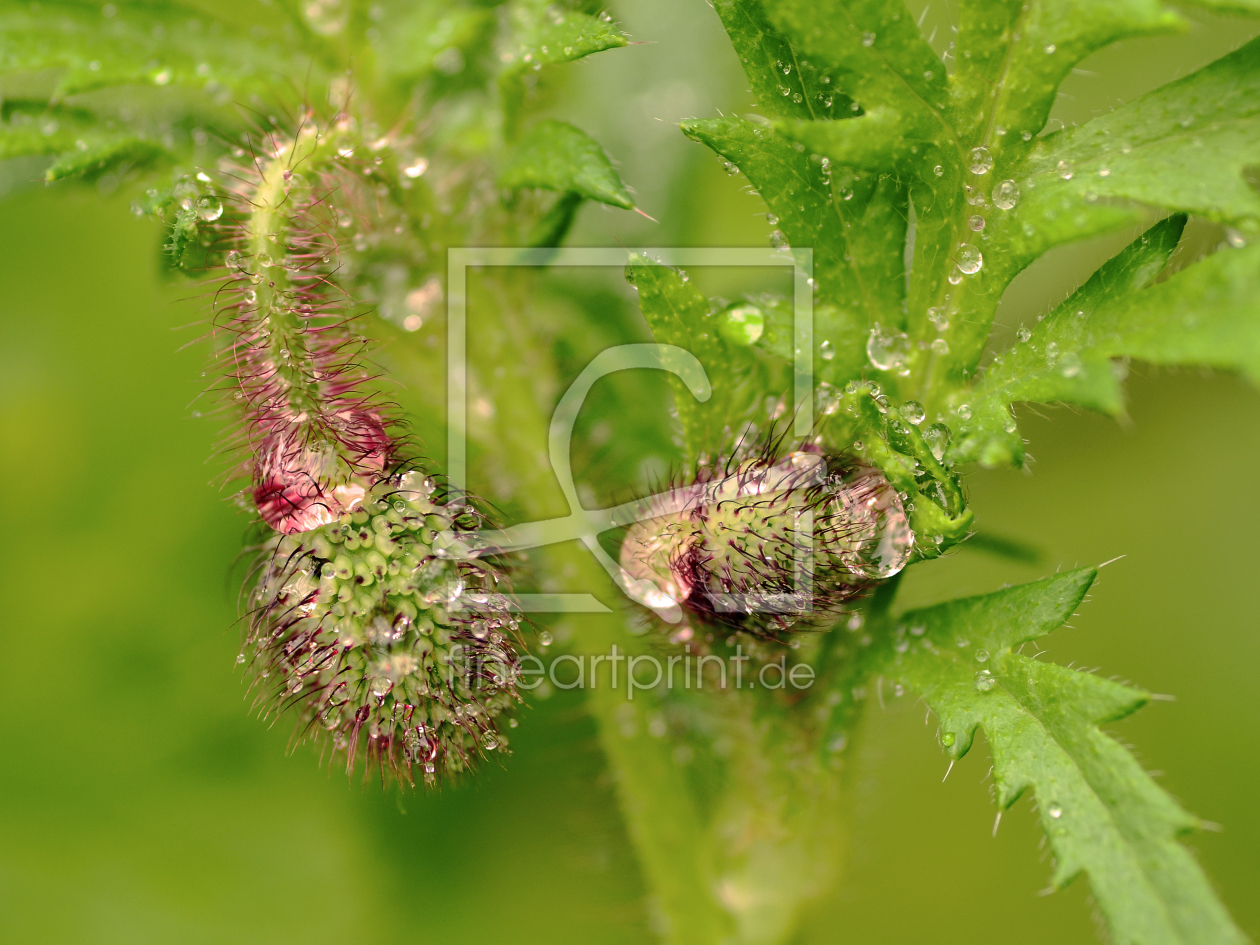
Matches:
[1,2,1258,942]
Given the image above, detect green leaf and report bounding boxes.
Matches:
[1015,36,1260,234]
[45,134,168,180]
[878,570,1246,945]
[627,255,790,460]
[951,0,1182,147]
[0,1,317,101]
[711,0,854,120]
[374,3,495,87]
[681,117,907,346]
[950,214,1185,466]
[762,0,950,135]
[498,10,627,136]
[499,119,633,209]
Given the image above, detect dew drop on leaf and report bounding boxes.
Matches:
[1017,327,1031,343]
[1048,803,1063,819]
[1057,159,1074,180]
[992,179,1020,210]
[956,243,983,274]
[866,324,912,372]
[901,401,925,424]
[968,146,993,175]
[931,337,949,354]
[819,339,835,360]
[861,31,876,46]
[974,669,996,692]
[968,214,985,231]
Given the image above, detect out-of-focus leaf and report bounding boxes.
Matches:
[0,1,319,100]
[374,3,494,87]
[875,570,1246,945]
[499,119,633,209]
[499,10,627,135]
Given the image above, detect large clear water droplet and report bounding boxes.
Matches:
[196,194,223,222]
[866,324,912,372]
[718,304,764,346]
[992,179,1020,210]
[956,244,983,274]
[968,146,993,175]
[830,465,913,579]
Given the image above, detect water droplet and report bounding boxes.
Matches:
[992,179,1020,210]
[766,213,779,225]
[948,270,963,285]
[974,669,996,692]
[941,732,956,747]
[1056,159,1074,180]
[968,214,985,231]
[956,244,983,274]
[1002,411,1017,433]
[1048,803,1063,818]
[403,157,428,178]
[770,229,789,249]
[866,324,913,372]
[930,338,949,354]
[968,146,993,175]
[920,423,950,461]
[820,339,835,361]
[964,184,986,206]
[195,194,223,222]
[861,31,876,46]
[242,288,258,305]
[927,307,949,331]
[1045,341,1060,364]
[1098,167,1111,178]
[955,403,972,420]
[1017,327,1031,343]
[538,630,554,646]
[901,401,925,424]
[719,304,765,346]
[1044,43,1057,54]
[236,653,246,664]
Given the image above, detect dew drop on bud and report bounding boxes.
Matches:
[196,194,223,221]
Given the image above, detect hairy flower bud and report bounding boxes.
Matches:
[198,116,522,782]
[620,449,911,636]
[247,471,520,783]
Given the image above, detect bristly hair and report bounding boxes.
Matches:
[185,105,522,784]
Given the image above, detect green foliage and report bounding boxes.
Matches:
[6,1,1259,943]
[648,0,1260,940]
[873,570,1245,945]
